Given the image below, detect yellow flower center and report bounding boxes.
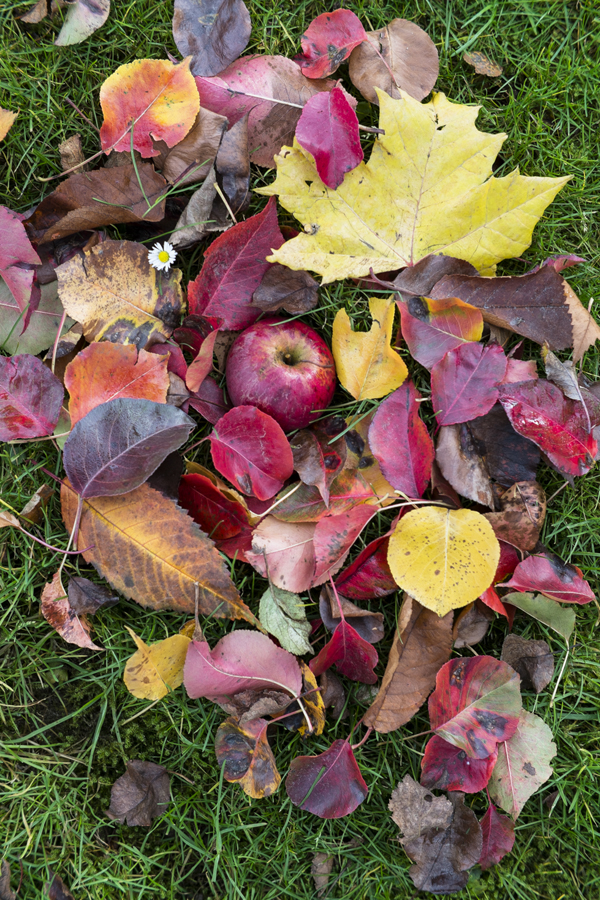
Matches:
[158,250,170,263]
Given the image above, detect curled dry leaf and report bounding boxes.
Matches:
[252,264,319,316]
[161,107,227,187]
[123,627,190,700]
[41,571,102,650]
[58,134,85,172]
[286,739,368,818]
[100,58,199,157]
[332,296,408,401]
[106,760,170,826]
[0,354,64,441]
[489,709,556,819]
[19,483,54,524]
[484,480,546,552]
[501,634,554,693]
[215,717,280,799]
[389,774,453,840]
[428,657,522,759]
[65,342,169,425]
[260,91,569,283]
[388,507,500,616]
[349,18,438,104]
[362,596,453,733]
[463,51,503,77]
[216,114,251,215]
[173,0,251,78]
[56,239,183,348]
[503,592,575,643]
[170,166,231,250]
[61,481,254,621]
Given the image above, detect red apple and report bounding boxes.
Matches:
[225,317,337,431]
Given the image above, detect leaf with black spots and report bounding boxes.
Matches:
[215,716,280,798]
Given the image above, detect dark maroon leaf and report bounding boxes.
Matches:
[208,405,294,500]
[46,872,75,900]
[334,534,396,601]
[383,254,477,300]
[286,739,368,818]
[479,804,515,870]
[289,424,346,505]
[179,471,253,561]
[63,398,194,498]
[216,115,251,215]
[173,0,251,78]
[0,353,64,441]
[501,634,554,693]
[466,403,541,487]
[296,9,366,79]
[147,342,188,381]
[105,760,170,826]
[295,85,363,190]
[402,793,483,894]
[499,379,597,478]
[319,586,384,644]
[187,196,284,330]
[504,548,595,604]
[319,670,347,719]
[420,735,497,793]
[309,618,378,684]
[67,576,119,615]
[173,313,221,356]
[431,342,507,426]
[368,380,434,497]
[252,263,319,315]
[186,374,230,424]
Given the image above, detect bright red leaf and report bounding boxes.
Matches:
[368,380,434,498]
[504,549,595,604]
[179,472,253,561]
[296,10,367,79]
[310,618,378,684]
[420,735,497,793]
[499,379,597,478]
[334,533,396,600]
[209,405,294,500]
[0,353,63,441]
[398,296,483,370]
[479,804,515,871]
[183,630,302,700]
[295,85,362,190]
[187,196,284,330]
[431,342,508,426]
[286,738,368,818]
[428,656,522,759]
[312,504,377,586]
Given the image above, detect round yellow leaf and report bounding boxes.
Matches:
[387,507,500,616]
[123,627,191,700]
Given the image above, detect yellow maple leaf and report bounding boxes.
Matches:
[332,296,407,400]
[387,507,500,617]
[258,90,570,283]
[123,626,190,700]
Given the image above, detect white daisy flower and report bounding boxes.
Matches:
[148,241,177,272]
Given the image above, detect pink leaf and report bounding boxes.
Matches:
[501,357,538,384]
[295,85,362,189]
[183,630,302,700]
[504,549,595,604]
[0,205,41,332]
[312,504,377,586]
[187,196,283,330]
[368,380,434,498]
[286,738,368,818]
[479,804,515,870]
[499,379,597,478]
[334,534,396,601]
[310,619,378,684]
[421,735,497,793]
[431,342,508,426]
[247,516,316,592]
[209,405,294,500]
[296,10,367,79]
[0,354,63,441]
[397,295,483,370]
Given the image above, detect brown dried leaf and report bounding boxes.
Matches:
[19,483,53,524]
[46,872,75,900]
[216,115,251,215]
[363,596,453,732]
[68,576,118,614]
[41,570,102,650]
[170,167,231,250]
[484,481,546,552]
[312,853,334,896]
[0,860,16,900]
[319,670,347,719]
[61,481,256,622]
[59,134,86,172]
[106,760,170,826]
[160,107,227,187]
[463,51,503,77]
[436,423,494,508]
[453,600,494,648]
[20,0,49,23]
[0,510,21,530]
[389,774,453,840]
[252,263,319,315]
[501,633,554,693]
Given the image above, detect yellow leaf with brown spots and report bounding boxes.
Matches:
[332,296,407,400]
[388,507,499,616]
[123,627,190,700]
[56,239,183,348]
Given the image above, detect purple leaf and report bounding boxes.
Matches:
[286,739,368,818]
[431,342,508,426]
[0,353,64,441]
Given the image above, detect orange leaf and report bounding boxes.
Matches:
[61,480,257,623]
[65,342,170,425]
[100,58,199,158]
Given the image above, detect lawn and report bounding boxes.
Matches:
[1,1,600,898]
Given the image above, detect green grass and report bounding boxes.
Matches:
[1,0,600,898]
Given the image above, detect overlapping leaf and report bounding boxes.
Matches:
[398,295,483,370]
[286,739,368,818]
[0,353,63,441]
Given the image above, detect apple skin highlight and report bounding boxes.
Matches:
[225,317,337,432]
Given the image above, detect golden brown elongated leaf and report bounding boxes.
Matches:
[363,596,453,732]
[259,91,569,283]
[0,107,18,142]
[56,239,183,348]
[123,626,190,700]
[388,507,500,616]
[332,296,407,400]
[61,480,256,622]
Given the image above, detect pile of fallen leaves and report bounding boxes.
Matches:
[2,4,599,895]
